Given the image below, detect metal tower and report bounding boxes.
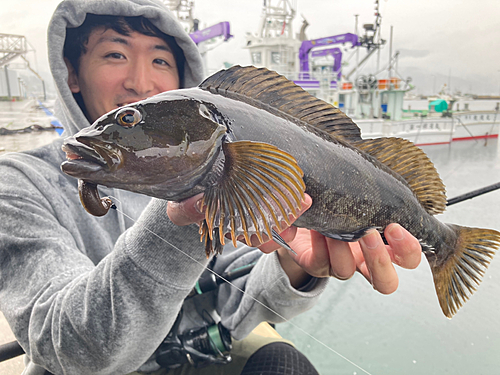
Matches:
[0,34,28,68]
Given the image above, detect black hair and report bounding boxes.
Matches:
[64,14,186,114]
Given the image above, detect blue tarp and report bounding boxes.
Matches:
[38,100,64,135]
[429,99,448,112]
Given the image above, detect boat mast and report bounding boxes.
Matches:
[245,0,301,75]
[258,0,296,39]
[162,0,194,32]
[162,0,233,76]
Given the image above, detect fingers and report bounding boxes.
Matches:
[273,229,356,280]
[291,230,331,277]
[167,193,312,243]
[358,229,399,294]
[166,193,205,226]
[324,236,356,280]
[354,225,421,294]
[384,224,422,269]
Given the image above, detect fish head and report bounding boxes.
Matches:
[61,95,227,200]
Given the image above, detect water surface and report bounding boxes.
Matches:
[0,99,60,155]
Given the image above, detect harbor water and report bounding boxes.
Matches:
[1,99,500,374]
[0,99,60,155]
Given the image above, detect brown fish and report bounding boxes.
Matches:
[61,65,500,318]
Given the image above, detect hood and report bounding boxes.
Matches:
[48,0,205,137]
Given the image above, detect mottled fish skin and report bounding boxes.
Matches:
[61,66,500,318]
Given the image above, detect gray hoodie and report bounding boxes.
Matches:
[0,0,328,374]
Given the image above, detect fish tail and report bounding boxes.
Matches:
[428,225,500,318]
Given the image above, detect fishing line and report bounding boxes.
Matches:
[113,203,375,375]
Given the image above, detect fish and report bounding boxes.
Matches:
[61,65,500,318]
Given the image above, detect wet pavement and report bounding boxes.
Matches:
[0,312,25,374]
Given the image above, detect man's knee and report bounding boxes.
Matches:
[241,342,319,375]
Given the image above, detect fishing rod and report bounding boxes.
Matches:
[446,181,500,206]
[0,340,25,362]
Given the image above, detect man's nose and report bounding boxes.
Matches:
[123,60,155,97]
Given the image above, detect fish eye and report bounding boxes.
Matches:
[115,108,142,127]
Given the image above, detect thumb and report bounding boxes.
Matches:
[167,193,205,226]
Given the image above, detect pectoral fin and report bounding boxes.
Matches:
[199,141,305,255]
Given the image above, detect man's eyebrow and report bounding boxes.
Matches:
[96,35,129,46]
[95,35,173,53]
[153,44,173,53]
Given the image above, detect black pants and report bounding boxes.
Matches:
[241,342,319,375]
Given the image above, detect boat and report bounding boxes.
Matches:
[355,109,500,146]
[242,0,499,146]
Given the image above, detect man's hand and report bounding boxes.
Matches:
[167,193,205,226]
[167,194,422,294]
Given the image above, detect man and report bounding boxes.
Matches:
[0,0,421,374]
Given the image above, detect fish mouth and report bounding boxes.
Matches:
[61,138,123,176]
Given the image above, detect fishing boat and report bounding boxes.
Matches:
[243,0,500,146]
[354,109,499,146]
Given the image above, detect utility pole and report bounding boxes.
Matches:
[388,25,393,82]
[20,55,46,101]
[498,70,500,96]
[4,64,11,99]
[375,0,381,72]
[354,14,359,81]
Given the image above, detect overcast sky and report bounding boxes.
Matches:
[2,0,499,95]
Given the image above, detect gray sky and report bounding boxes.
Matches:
[2,0,499,95]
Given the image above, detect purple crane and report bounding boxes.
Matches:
[298,33,359,79]
[190,22,233,45]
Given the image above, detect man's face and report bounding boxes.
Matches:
[67,27,180,123]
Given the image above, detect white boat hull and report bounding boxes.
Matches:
[356,111,500,146]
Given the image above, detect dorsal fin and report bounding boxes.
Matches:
[199,65,362,143]
[352,137,447,215]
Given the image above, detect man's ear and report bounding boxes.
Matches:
[65,57,80,93]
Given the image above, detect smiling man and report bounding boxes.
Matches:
[64,15,182,123]
[0,0,421,374]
